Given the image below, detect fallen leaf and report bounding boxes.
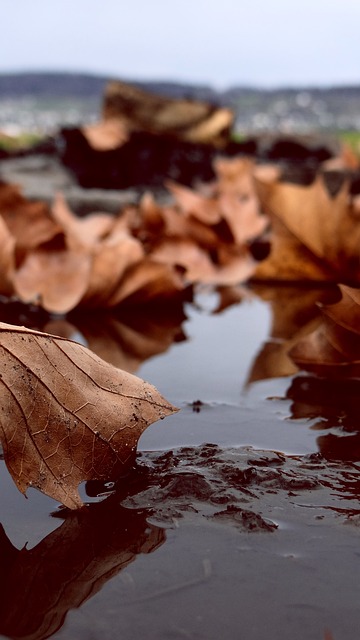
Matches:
[0,322,177,508]
[167,181,221,225]
[51,192,115,247]
[12,236,92,314]
[253,215,333,281]
[254,174,360,282]
[151,237,223,283]
[106,258,185,307]
[80,229,145,307]
[0,182,60,251]
[0,215,16,296]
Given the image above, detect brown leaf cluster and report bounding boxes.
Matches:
[124,156,268,286]
[2,145,360,316]
[0,159,268,313]
[0,322,177,508]
[0,185,184,313]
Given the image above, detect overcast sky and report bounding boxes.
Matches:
[2,0,360,89]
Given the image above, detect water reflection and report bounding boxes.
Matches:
[0,496,165,640]
[246,285,340,383]
[0,298,187,372]
[286,375,360,462]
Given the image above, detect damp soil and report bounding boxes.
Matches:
[0,287,359,640]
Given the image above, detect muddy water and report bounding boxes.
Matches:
[0,287,360,640]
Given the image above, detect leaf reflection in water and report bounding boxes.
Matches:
[0,498,165,640]
[246,285,340,384]
[286,375,360,463]
[45,307,187,373]
[0,297,187,374]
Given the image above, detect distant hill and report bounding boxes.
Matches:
[1,72,360,133]
[0,72,110,98]
[0,72,221,103]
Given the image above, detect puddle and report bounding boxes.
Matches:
[0,285,359,640]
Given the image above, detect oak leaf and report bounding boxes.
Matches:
[0,323,177,508]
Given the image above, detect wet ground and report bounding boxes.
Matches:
[0,286,359,640]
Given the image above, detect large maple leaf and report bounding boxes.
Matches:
[0,323,177,508]
[253,173,360,283]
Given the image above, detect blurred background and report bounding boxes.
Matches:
[1,0,360,138]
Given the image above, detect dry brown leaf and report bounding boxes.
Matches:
[162,206,221,250]
[167,157,267,248]
[289,285,360,378]
[81,230,145,307]
[12,238,93,314]
[116,197,220,267]
[151,238,220,283]
[152,239,257,286]
[218,191,267,245]
[214,156,257,193]
[166,181,221,225]
[213,157,268,244]
[253,215,334,281]
[0,183,61,250]
[52,193,115,248]
[254,174,360,282]
[0,322,177,508]
[0,215,16,296]
[106,259,185,307]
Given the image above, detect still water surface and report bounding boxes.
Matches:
[0,287,359,640]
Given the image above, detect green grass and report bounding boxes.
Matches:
[0,132,44,152]
[337,130,360,155]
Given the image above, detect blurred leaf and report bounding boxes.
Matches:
[254,174,360,283]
